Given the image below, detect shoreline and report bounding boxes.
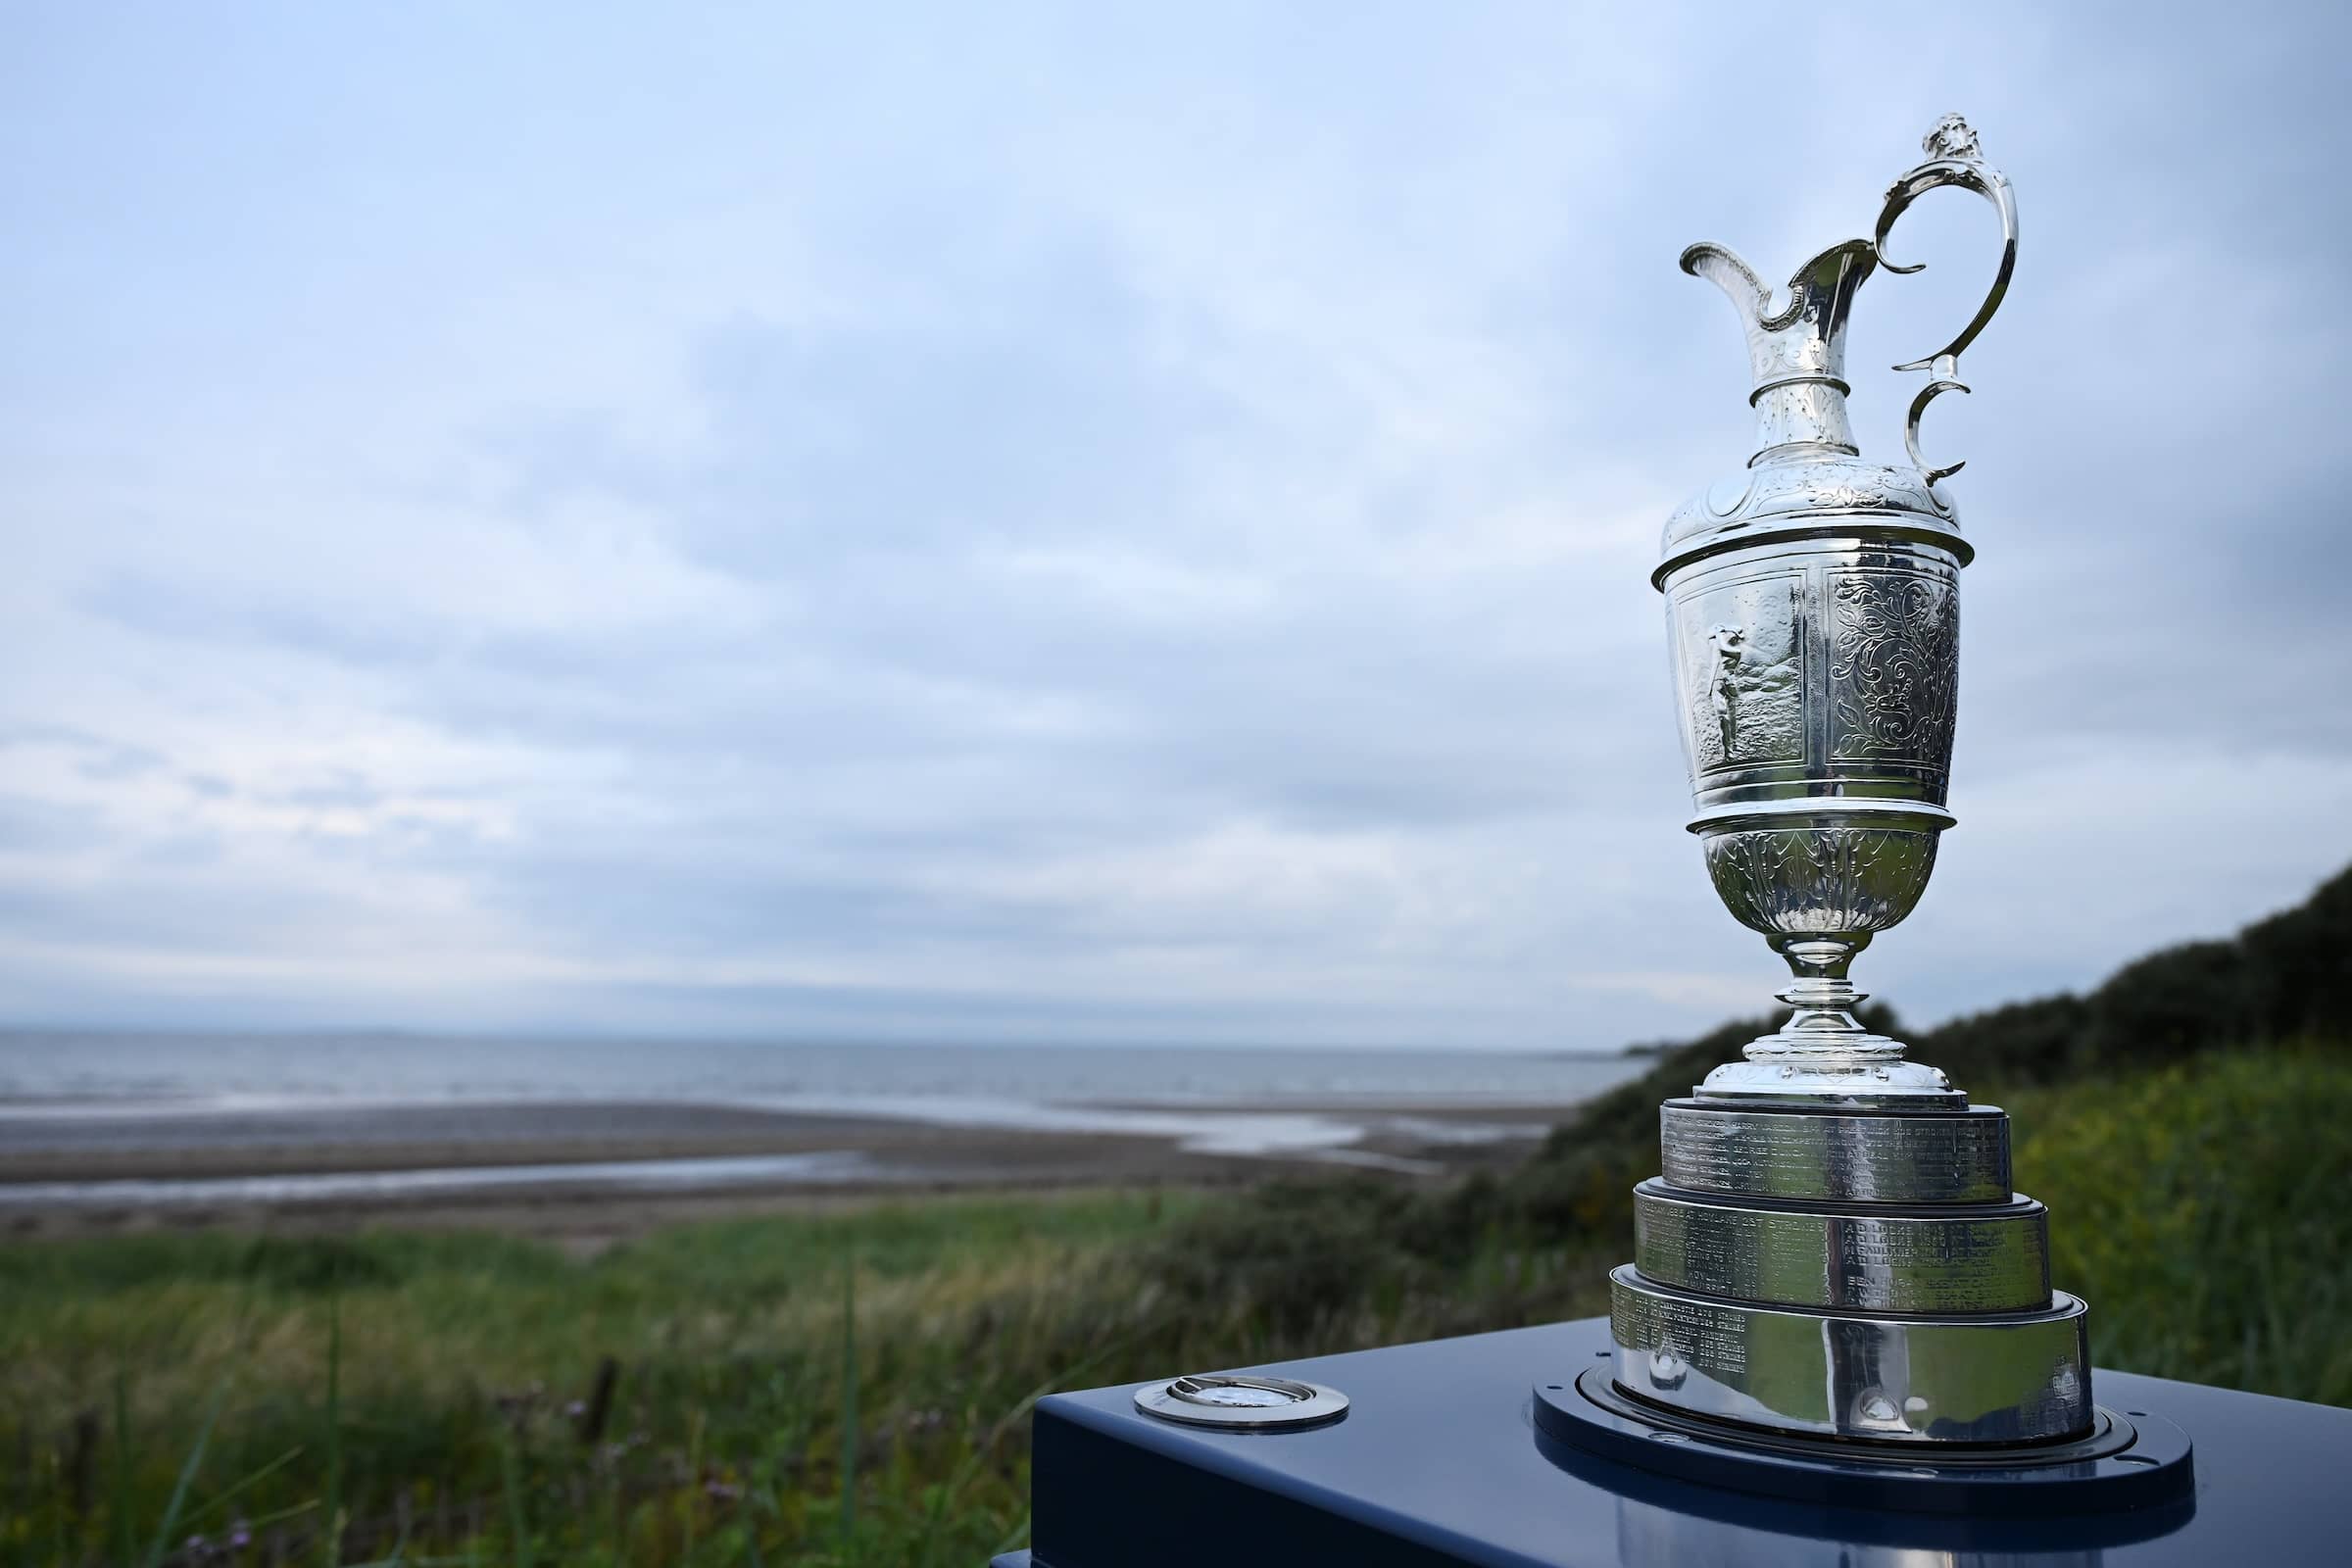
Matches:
[0,1094,1581,1242]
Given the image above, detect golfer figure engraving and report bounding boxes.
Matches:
[1705,624,1745,755]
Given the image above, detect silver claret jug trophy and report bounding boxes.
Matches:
[1581,116,2103,1451]
[1057,119,2240,1567]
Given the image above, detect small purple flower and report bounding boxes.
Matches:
[566,1398,587,1418]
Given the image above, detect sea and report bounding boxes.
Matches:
[0,1031,1641,1111]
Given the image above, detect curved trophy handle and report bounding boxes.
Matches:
[1873,115,2017,483]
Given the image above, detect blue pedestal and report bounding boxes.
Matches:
[994,1316,2352,1567]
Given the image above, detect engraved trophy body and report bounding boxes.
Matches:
[1582,119,2112,1452]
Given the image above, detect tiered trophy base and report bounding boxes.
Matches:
[1531,1090,2198,1513]
[1604,1096,2093,1446]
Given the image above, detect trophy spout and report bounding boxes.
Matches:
[1680,238,1876,466]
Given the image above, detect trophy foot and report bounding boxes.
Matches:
[1697,1053,1959,1104]
[1698,934,1965,1105]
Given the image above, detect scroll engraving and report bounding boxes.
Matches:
[1829,570,1958,776]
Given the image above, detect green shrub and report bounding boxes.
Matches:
[2005,1048,2352,1403]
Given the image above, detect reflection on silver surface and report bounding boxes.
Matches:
[1609,1267,2091,1444]
[1660,1100,2012,1204]
[1614,1492,2102,1568]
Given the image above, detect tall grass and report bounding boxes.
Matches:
[836,1252,855,1555]
[0,1191,1201,1566]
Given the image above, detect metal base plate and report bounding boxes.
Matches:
[1536,1364,2193,1517]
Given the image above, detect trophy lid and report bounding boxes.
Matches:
[1654,455,1969,589]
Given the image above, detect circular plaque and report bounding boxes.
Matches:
[1132,1374,1348,1432]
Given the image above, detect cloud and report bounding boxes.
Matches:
[3,1,2348,1047]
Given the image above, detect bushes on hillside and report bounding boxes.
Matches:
[1930,863,2349,1082]
[1152,861,2352,1304]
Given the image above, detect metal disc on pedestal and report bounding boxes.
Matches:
[1132,1374,1348,1432]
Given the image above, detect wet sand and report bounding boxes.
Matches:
[0,1097,1576,1242]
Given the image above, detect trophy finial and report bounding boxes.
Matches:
[1922,111,1982,161]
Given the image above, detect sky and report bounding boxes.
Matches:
[4,1,2349,1051]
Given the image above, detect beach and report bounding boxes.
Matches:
[0,1092,1587,1243]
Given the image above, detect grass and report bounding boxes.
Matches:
[3,1049,2348,1566]
[1,1191,1211,1567]
[2001,1050,2352,1402]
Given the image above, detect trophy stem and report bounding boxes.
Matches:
[1761,934,1884,1047]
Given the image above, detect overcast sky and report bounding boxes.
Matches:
[4,2,2347,1051]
